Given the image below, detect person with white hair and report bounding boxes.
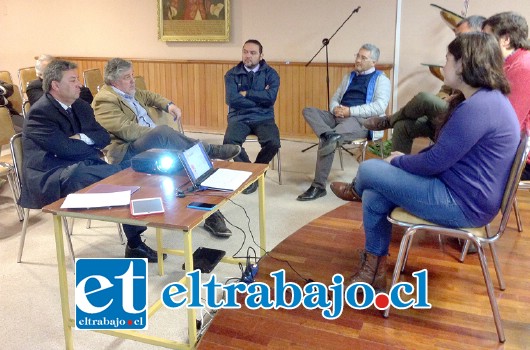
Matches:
[297,43,391,201]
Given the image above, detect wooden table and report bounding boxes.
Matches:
[42,161,268,349]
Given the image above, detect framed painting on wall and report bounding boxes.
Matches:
[158,0,230,42]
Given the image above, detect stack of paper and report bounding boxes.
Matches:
[60,190,131,209]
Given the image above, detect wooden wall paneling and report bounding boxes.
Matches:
[281,64,294,137]
[216,64,224,129]
[193,63,201,127]
[203,63,215,129]
[205,63,220,129]
[197,63,204,128]
[185,62,192,122]
[182,64,192,128]
[204,63,215,129]
[179,63,189,127]
[193,63,202,127]
[296,64,306,137]
[161,63,170,111]
[303,66,314,138]
[191,64,201,129]
[149,62,158,94]
[62,57,392,139]
[197,63,206,128]
[217,64,228,130]
[142,61,151,87]
[175,63,185,127]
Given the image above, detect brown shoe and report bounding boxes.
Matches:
[363,116,391,131]
[351,249,367,276]
[348,252,387,293]
[330,182,362,202]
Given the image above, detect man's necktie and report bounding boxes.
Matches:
[66,107,73,119]
[66,107,80,133]
[248,71,254,87]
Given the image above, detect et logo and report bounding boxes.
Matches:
[75,259,148,330]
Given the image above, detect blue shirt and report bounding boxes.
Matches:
[391,88,520,226]
[111,86,156,128]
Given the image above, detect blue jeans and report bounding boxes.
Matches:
[355,159,473,256]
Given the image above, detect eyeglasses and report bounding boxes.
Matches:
[139,115,151,127]
[355,54,373,62]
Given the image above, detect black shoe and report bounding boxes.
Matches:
[125,242,167,263]
[204,211,232,237]
[242,181,258,194]
[318,133,343,157]
[297,186,327,201]
[208,144,241,160]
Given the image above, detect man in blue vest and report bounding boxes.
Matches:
[297,43,391,201]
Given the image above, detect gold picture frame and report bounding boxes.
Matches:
[158,0,230,42]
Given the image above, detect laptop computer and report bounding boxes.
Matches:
[179,143,252,191]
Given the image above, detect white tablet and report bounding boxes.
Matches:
[130,197,165,216]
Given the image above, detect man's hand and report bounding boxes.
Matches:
[168,104,182,121]
[443,93,459,102]
[69,134,81,140]
[333,105,350,118]
[384,151,404,163]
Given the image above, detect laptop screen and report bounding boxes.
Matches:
[179,143,214,184]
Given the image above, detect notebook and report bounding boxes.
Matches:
[178,143,252,191]
[86,184,140,194]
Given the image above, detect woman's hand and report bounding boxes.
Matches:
[384,151,404,163]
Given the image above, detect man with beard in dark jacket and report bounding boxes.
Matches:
[223,39,281,194]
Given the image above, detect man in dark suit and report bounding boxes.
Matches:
[26,54,94,106]
[19,59,165,262]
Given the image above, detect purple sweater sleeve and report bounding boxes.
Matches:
[390,99,482,175]
[390,89,520,226]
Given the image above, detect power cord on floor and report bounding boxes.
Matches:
[179,191,314,285]
[239,247,259,284]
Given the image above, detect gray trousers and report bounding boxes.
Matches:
[303,107,368,188]
[389,92,449,153]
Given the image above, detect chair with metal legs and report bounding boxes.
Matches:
[0,108,24,221]
[384,132,530,343]
[244,135,282,184]
[512,180,530,232]
[338,130,385,169]
[84,220,125,245]
[337,138,368,169]
[11,133,76,264]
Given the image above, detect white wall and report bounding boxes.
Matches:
[2,0,529,111]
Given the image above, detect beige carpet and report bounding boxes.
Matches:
[0,132,363,349]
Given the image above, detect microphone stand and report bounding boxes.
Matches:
[301,5,361,153]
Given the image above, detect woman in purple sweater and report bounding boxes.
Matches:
[330,32,520,292]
